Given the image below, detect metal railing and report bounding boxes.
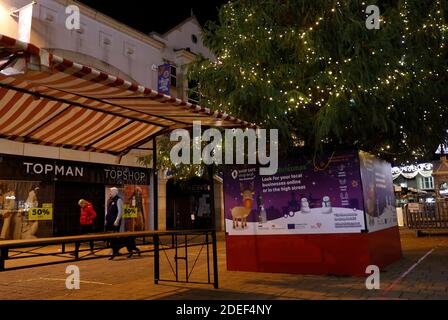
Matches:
[404,201,448,230]
[0,229,219,288]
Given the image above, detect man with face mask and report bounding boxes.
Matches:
[105,187,123,232]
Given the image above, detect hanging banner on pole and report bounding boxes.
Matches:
[157,64,171,95]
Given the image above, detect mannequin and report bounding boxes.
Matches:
[26,187,39,208]
[127,186,146,231]
[0,190,16,240]
[18,187,40,240]
[105,187,123,232]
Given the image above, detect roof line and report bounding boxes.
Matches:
[162,15,203,37]
[54,0,166,49]
[0,133,120,156]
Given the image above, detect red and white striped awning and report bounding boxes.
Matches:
[0,34,255,155]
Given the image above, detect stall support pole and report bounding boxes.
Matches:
[0,248,7,271]
[154,234,160,284]
[208,165,216,230]
[212,230,219,289]
[153,137,158,231]
[74,242,80,261]
[152,137,159,285]
[207,165,219,289]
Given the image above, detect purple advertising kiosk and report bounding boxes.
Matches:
[223,150,402,276]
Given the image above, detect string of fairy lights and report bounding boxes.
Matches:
[194,0,447,164]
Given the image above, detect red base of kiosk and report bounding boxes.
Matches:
[226,226,402,277]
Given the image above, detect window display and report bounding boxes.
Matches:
[105,185,150,232]
[0,154,152,239]
[124,185,148,231]
[0,181,54,240]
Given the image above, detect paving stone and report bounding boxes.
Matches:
[0,229,447,300]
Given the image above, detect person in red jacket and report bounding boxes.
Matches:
[78,199,97,234]
[78,199,97,252]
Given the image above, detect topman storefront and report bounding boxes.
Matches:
[0,33,254,242]
[0,154,152,240]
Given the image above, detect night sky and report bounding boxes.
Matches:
[77,0,229,34]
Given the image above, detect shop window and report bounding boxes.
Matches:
[421,176,434,190]
[187,79,201,104]
[103,185,150,233]
[170,65,177,88]
[0,181,54,240]
[166,178,212,230]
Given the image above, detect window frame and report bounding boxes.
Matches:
[187,79,201,104]
[170,65,177,88]
[421,176,434,190]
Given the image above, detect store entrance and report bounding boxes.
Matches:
[53,182,105,236]
[166,178,213,230]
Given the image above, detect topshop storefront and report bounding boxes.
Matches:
[0,154,152,240]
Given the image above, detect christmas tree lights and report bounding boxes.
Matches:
[187,0,447,164]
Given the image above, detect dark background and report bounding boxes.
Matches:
[78,0,229,34]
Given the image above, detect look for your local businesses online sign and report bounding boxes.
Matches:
[224,151,367,235]
[223,151,398,236]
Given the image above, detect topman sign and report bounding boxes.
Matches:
[24,162,84,177]
[0,154,151,185]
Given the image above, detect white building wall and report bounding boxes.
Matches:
[1,0,166,89]
[0,139,146,166]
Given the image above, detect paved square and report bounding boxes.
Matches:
[0,229,447,300]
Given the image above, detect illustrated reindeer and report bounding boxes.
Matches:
[231,182,255,229]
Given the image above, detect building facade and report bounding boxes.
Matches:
[392,163,435,192]
[0,0,224,238]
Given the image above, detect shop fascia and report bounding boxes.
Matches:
[24,161,84,177]
[104,168,146,182]
[22,160,147,182]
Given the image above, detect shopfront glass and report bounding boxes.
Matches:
[105,185,150,232]
[166,178,212,230]
[0,180,54,240]
[0,154,152,239]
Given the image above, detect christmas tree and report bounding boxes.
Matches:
[188,0,448,164]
